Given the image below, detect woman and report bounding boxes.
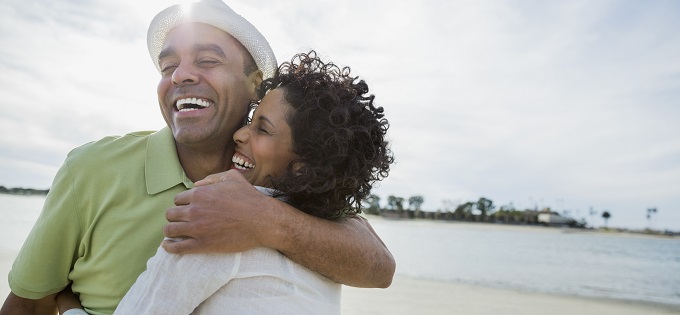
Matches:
[61,51,393,314]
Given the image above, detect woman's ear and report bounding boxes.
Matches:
[291,161,305,175]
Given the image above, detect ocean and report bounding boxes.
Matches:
[1,194,679,307]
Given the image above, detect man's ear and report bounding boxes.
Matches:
[248,69,263,95]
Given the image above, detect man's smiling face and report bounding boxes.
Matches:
[156,22,258,150]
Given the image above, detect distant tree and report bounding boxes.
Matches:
[499,203,516,212]
[0,186,49,195]
[440,199,458,212]
[476,197,494,218]
[408,195,424,211]
[396,197,405,211]
[588,207,597,227]
[646,207,657,229]
[601,211,611,227]
[364,194,381,215]
[387,195,404,211]
[570,218,588,229]
[387,195,396,210]
[454,202,475,216]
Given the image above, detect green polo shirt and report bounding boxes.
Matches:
[9,127,193,315]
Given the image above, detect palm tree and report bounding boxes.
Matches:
[601,211,611,227]
[646,207,657,229]
[588,207,596,227]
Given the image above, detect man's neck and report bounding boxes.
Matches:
[175,143,234,182]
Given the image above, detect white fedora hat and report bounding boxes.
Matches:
[147,0,277,79]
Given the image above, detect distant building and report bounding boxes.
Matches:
[537,212,575,226]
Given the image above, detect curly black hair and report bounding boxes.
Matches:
[258,51,393,221]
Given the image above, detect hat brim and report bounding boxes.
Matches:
[147,0,277,79]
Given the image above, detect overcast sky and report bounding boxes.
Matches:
[1,0,678,231]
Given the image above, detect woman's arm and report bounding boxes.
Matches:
[56,285,83,314]
[162,170,395,288]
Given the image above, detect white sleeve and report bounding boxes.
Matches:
[114,246,241,315]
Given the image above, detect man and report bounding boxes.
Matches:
[1,1,394,314]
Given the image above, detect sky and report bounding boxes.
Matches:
[0,0,678,231]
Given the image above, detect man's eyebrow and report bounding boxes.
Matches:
[193,44,226,58]
[157,44,226,62]
[158,47,176,61]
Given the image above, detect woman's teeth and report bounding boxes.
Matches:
[232,155,254,170]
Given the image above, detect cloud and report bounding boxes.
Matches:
[0,0,165,187]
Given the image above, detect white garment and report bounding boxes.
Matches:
[114,187,340,315]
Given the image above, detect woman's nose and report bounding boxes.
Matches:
[234,125,250,144]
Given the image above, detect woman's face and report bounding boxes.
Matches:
[231,88,297,187]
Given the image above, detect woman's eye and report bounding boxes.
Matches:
[257,127,270,135]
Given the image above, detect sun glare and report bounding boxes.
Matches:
[177,0,196,14]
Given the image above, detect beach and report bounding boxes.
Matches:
[342,276,679,315]
[1,249,677,314]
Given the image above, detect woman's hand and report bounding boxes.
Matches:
[56,285,83,314]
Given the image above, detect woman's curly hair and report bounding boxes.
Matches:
[258,51,394,221]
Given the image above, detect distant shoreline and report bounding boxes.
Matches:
[0,186,48,196]
[1,192,676,236]
[364,214,680,239]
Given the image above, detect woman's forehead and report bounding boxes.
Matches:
[258,89,288,110]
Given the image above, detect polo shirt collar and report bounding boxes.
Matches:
[145,127,194,195]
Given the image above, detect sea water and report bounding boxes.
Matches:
[1,194,679,307]
[0,194,44,252]
[369,218,680,307]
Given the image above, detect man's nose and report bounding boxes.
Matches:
[171,62,199,86]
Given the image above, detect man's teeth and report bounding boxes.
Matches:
[176,98,213,111]
[232,155,254,170]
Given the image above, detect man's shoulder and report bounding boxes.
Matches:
[71,130,159,153]
[90,129,159,144]
[66,129,167,165]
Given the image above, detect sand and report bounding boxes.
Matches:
[1,248,678,314]
[342,276,679,315]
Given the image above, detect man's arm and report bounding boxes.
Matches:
[260,205,396,288]
[0,293,57,315]
[163,170,395,288]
